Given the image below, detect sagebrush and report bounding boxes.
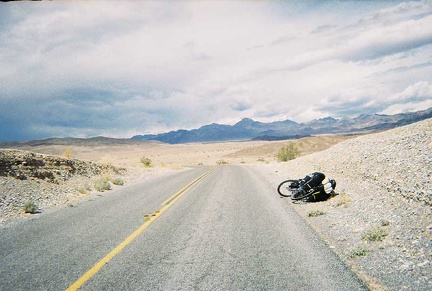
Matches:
[62,147,74,158]
[350,246,370,258]
[336,190,352,207]
[308,210,325,217]
[140,157,152,167]
[94,178,112,192]
[277,142,300,162]
[23,201,38,214]
[111,177,124,186]
[362,226,388,242]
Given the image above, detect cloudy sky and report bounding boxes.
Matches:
[1,1,432,141]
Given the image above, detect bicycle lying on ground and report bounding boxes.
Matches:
[277,172,336,202]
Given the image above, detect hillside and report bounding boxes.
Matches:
[257,118,432,290]
[0,136,159,148]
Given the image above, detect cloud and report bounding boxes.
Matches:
[389,81,432,103]
[314,81,432,118]
[340,15,432,62]
[264,9,432,73]
[0,1,432,141]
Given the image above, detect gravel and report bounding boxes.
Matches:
[0,150,127,223]
[254,118,432,290]
[0,150,176,224]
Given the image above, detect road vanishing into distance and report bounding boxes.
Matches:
[1,165,368,290]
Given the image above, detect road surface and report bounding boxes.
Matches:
[0,165,368,290]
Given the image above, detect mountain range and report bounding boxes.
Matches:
[132,107,432,144]
[1,107,430,147]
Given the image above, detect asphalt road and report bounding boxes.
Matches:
[0,165,368,290]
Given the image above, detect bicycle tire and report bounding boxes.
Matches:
[290,188,317,201]
[277,179,300,197]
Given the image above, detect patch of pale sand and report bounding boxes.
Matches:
[15,135,358,175]
[224,135,358,162]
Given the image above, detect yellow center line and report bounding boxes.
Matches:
[161,167,216,206]
[66,167,216,291]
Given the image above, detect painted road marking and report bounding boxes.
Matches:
[161,167,216,206]
[66,167,216,291]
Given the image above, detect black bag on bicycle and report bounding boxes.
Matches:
[299,172,325,190]
[306,178,337,202]
[292,172,325,199]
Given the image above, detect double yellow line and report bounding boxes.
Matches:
[66,167,216,291]
[161,167,215,207]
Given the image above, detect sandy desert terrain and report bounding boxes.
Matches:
[9,135,358,170]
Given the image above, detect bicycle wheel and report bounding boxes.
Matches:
[277,180,300,197]
[290,188,317,201]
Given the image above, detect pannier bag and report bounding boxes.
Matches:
[294,172,337,202]
[299,172,325,190]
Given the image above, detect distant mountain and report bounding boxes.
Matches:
[0,136,157,148]
[132,107,432,144]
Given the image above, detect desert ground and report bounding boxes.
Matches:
[9,134,358,170]
[1,134,357,224]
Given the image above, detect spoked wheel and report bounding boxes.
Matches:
[290,188,316,201]
[277,179,300,197]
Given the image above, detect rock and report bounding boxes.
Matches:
[417,261,430,268]
[1,149,127,224]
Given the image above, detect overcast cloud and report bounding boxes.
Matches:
[1,1,432,141]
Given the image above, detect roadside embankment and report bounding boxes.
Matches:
[255,118,432,290]
[0,150,126,223]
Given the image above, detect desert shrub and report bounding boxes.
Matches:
[23,201,38,214]
[94,178,112,192]
[169,165,183,170]
[216,160,228,165]
[62,147,74,159]
[277,142,300,162]
[380,219,390,227]
[140,157,152,167]
[350,246,370,258]
[362,226,388,242]
[308,210,325,217]
[335,190,352,207]
[76,186,89,194]
[111,177,124,186]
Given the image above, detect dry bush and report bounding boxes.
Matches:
[140,157,152,167]
[111,177,124,186]
[335,190,352,207]
[277,142,300,162]
[362,226,388,242]
[350,246,370,258]
[62,147,74,159]
[23,201,38,214]
[94,178,112,192]
[76,184,91,194]
[308,210,325,217]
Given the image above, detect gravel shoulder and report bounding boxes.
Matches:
[253,118,432,290]
[0,150,177,224]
